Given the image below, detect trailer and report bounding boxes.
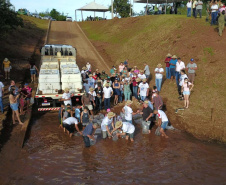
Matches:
[35,44,84,111]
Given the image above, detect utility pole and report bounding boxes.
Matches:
[111,0,114,19]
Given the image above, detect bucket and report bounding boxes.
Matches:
[112,131,118,141]
[155,127,161,136]
[90,135,98,145]
[120,112,125,119]
[134,118,143,125]
[142,121,151,134]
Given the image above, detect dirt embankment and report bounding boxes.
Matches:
[0,15,48,168]
[79,15,226,143]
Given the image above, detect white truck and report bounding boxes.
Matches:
[35,44,83,111]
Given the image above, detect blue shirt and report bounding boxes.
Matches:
[83,123,93,136]
[169,59,177,68]
[75,108,80,118]
[83,83,90,93]
[87,78,95,88]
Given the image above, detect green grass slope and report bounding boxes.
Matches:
[79,15,226,142]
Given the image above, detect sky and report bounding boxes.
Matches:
[10,0,146,21]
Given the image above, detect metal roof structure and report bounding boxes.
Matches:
[134,0,183,4]
[77,1,109,12]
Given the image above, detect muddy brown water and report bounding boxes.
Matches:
[5,111,226,184]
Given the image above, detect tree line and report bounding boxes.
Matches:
[39,9,67,21]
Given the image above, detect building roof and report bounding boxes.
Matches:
[134,0,183,4]
[77,1,109,12]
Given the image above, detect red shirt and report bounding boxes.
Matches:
[92,75,97,80]
[132,77,138,86]
[165,57,171,67]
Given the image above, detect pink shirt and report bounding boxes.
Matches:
[182,82,191,92]
[119,65,125,72]
[134,69,139,74]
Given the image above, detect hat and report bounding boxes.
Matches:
[107,112,115,118]
[140,70,144,73]
[115,121,123,129]
[96,69,99,71]
[220,4,223,7]
[25,83,29,86]
[64,87,69,92]
[172,55,177,59]
[142,78,147,82]
[82,67,87,70]
[4,58,8,61]
[89,74,93,77]
[126,100,133,105]
[131,69,134,72]
[190,58,194,61]
[89,87,94,91]
[166,53,172,57]
[105,83,110,87]
[144,100,149,105]
[136,78,141,82]
[157,64,162,68]
[134,66,137,68]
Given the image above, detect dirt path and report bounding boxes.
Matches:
[48,21,110,71]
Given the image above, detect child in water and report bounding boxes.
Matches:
[75,105,81,123]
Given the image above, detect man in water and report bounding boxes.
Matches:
[83,123,98,147]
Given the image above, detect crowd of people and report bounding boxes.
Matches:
[186,0,225,36]
[58,54,196,147]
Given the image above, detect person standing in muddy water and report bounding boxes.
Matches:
[83,123,98,147]
[101,112,115,139]
[9,88,24,125]
[122,100,138,124]
[154,109,169,138]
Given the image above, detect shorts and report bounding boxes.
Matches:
[188,73,195,83]
[20,98,25,107]
[126,120,132,124]
[4,67,10,72]
[25,97,30,101]
[30,70,36,75]
[170,68,175,76]
[102,131,111,139]
[10,103,18,111]
[183,91,190,95]
[86,104,93,111]
[161,121,168,129]
[126,132,134,139]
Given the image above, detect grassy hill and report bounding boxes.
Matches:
[0,15,48,80]
[79,15,226,142]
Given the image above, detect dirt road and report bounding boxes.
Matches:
[48,21,110,71]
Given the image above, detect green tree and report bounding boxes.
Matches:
[0,0,23,37]
[111,0,132,18]
[50,9,60,19]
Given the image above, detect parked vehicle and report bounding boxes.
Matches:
[66,17,72,22]
[17,8,29,15]
[35,44,83,110]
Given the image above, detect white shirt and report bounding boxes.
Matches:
[186,2,192,8]
[157,110,168,122]
[176,61,185,72]
[88,91,96,100]
[0,82,4,97]
[139,83,149,96]
[101,116,112,131]
[155,68,164,79]
[144,65,150,75]
[211,4,219,12]
[63,117,78,125]
[123,105,133,121]
[179,74,188,86]
[158,6,162,11]
[138,74,146,80]
[122,122,135,134]
[62,92,72,105]
[86,64,91,70]
[103,87,113,98]
[125,77,130,81]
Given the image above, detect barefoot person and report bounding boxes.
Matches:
[112,121,135,142]
[181,78,194,108]
[9,88,24,125]
[62,117,81,137]
[154,110,168,138]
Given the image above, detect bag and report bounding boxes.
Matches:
[155,127,161,136]
[89,135,98,145]
[142,121,151,134]
[30,97,34,104]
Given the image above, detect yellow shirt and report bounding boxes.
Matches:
[3,60,11,68]
[193,1,197,8]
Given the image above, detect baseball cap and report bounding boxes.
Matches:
[190,58,194,61]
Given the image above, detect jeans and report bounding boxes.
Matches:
[175,71,181,88]
[83,136,90,147]
[141,96,146,101]
[155,78,162,92]
[0,97,4,113]
[119,91,123,102]
[126,120,132,124]
[104,98,110,110]
[124,91,131,101]
[133,86,138,99]
[193,8,196,17]
[187,8,191,17]
[95,97,102,110]
[178,85,183,97]
[196,9,202,18]
[158,10,162,14]
[166,67,170,79]
[211,12,218,25]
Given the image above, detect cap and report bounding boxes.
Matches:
[190,58,194,61]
